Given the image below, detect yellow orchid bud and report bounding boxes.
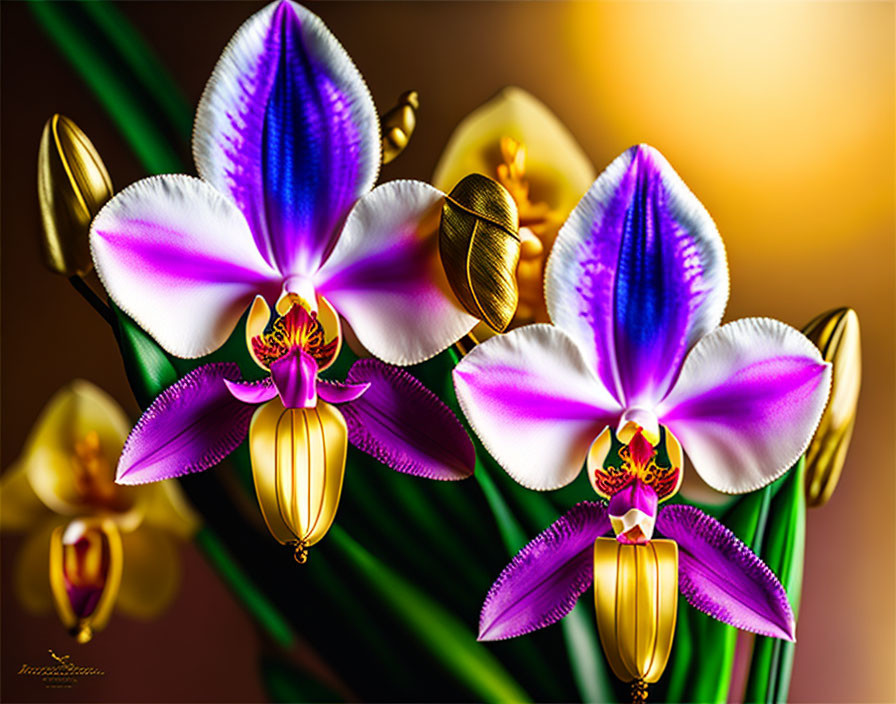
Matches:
[249,398,348,562]
[593,537,678,686]
[381,90,419,164]
[49,518,123,643]
[801,307,861,507]
[439,173,521,332]
[38,114,113,276]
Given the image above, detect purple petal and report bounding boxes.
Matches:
[317,181,478,365]
[339,359,474,480]
[194,0,380,278]
[270,350,317,409]
[479,502,610,641]
[117,363,255,485]
[657,504,795,641]
[454,324,620,490]
[546,144,728,409]
[224,376,278,404]
[90,175,281,358]
[317,379,370,404]
[658,318,832,493]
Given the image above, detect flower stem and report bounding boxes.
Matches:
[68,275,114,327]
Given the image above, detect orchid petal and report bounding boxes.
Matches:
[658,318,831,494]
[453,325,620,490]
[117,364,255,485]
[0,462,48,531]
[546,144,728,408]
[194,0,379,277]
[317,379,370,404]
[14,519,59,614]
[223,376,278,405]
[340,359,474,480]
[317,180,477,365]
[91,175,281,358]
[116,527,180,619]
[432,87,595,219]
[479,502,610,641]
[137,481,201,540]
[657,504,795,641]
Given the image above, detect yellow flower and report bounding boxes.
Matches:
[1,381,199,641]
[433,87,595,332]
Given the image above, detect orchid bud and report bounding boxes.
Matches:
[801,307,861,507]
[38,114,113,276]
[249,398,348,562]
[381,90,418,164]
[49,518,122,643]
[593,537,678,686]
[439,173,521,332]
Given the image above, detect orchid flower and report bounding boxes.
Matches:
[434,87,594,331]
[454,144,832,680]
[1,382,198,641]
[88,0,476,558]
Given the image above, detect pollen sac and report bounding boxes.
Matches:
[38,114,113,276]
[802,307,861,507]
[249,398,348,560]
[607,479,658,544]
[593,537,678,684]
[49,518,123,642]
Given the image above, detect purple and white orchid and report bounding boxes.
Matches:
[454,145,831,644]
[85,1,478,552]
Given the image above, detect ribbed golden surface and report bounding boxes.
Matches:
[249,399,347,557]
[381,90,419,164]
[593,537,678,684]
[37,114,112,276]
[439,173,521,332]
[802,307,861,507]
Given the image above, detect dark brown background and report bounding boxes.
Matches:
[2,2,893,702]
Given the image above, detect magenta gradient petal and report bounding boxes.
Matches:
[317,379,370,404]
[117,363,255,485]
[90,175,281,358]
[223,376,278,404]
[339,359,474,480]
[479,502,610,641]
[194,0,379,277]
[657,504,795,641]
[317,180,478,365]
[271,350,318,409]
[454,324,621,491]
[546,144,728,409]
[658,317,831,493]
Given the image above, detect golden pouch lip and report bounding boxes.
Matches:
[593,537,678,684]
[249,398,348,562]
[49,517,123,643]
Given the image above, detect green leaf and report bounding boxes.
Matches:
[329,526,530,704]
[111,303,178,407]
[562,600,615,703]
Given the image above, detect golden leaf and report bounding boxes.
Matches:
[38,115,113,276]
[381,90,419,164]
[439,173,521,332]
[801,307,861,507]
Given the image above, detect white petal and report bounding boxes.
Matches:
[317,180,478,365]
[658,318,832,493]
[91,175,281,358]
[453,324,621,490]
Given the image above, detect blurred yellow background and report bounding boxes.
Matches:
[2,2,893,702]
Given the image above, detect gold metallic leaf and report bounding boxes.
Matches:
[49,518,123,642]
[38,114,113,276]
[439,174,521,332]
[381,90,419,164]
[249,399,348,561]
[801,307,861,507]
[593,537,678,684]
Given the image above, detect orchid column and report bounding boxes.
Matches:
[88,0,479,560]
